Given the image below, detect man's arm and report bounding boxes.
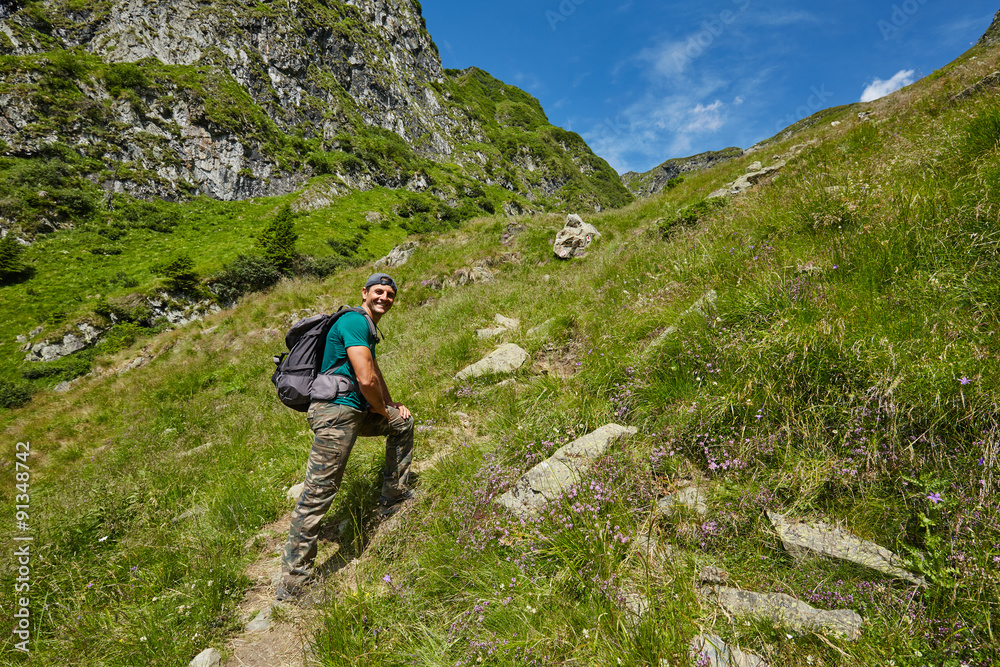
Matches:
[372,355,411,420]
[346,346,411,420]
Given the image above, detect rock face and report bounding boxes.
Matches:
[689,635,768,667]
[621,147,743,198]
[767,511,927,586]
[0,1,632,210]
[950,71,1000,104]
[496,424,637,518]
[979,10,1000,47]
[553,214,600,259]
[23,322,105,362]
[455,343,529,380]
[699,585,863,640]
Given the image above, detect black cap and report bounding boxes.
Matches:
[364,273,397,292]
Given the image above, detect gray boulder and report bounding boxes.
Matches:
[553,214,601,259]
[374,241,419,269]
[245,605,274,632]
[455,344,529,380]
[700,585,863,640]
[286,482,305,502]
[767,511,926,586]
[689,634,768,667]
[188,647,221,667]
[496,424,637,518]
[476,314,519,339]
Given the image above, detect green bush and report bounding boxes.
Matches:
[659,198,725,237]
[161,254,200,293]
[0,379,32,408]
[103,62,151,96]
[21,350,94,383]
[255,204,298,270]
[207,253,283,304]
[0,232,27,281]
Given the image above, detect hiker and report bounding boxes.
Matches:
[277,273,414,601]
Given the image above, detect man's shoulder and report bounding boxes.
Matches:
[332,309,373,337]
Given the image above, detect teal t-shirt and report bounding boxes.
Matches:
[320,311,377,409]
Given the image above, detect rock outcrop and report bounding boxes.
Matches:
[708,161,786,199]
[496,424,637,518]
[699,584,863,640]
[455,343,529,381]
[621,147,743,198]
[767,511,927,586]
[689,634,768,667]
[374,241,420,270]
[979,10,1000,47]
[0,1,632,211]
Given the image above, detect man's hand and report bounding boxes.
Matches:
[388,402,411,420]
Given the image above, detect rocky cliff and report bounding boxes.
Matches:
[0,0,630,224]
[620,147,743,198]
[981,9,1000,47]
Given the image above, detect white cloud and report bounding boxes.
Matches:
[860,69,916,103]
[684,100,725,133]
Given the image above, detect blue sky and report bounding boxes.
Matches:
[420,0,998,175]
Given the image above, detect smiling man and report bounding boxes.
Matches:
[278,272,414,602]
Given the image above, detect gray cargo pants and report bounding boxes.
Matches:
[281,401,413,587]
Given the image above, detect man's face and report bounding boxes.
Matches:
[362,284,396,315]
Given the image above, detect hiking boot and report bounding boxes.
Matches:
[376,489,415,518]
[275,580,309,603]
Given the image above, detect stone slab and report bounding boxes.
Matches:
[496,424,637,518]
[455,343,529,380]
[700,585,863,640]
[767,511,926,586]
[689,634,768,667]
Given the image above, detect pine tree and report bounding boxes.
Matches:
[162,254,200,293]
[255,204,298,271]
[0,233,25,282]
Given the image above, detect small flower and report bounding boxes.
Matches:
[382,574,391,584]
[139,636,147,642]
[959,377,971,385]
[927,492,943,504]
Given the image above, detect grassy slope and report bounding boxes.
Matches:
[1,39,999,667]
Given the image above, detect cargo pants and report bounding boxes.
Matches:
[281,401,414,588]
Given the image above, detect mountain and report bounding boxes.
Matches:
[0,0,630,228]
[620,147,743,198]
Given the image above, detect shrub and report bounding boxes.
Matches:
[161,254,200,293]
[254,204,298,270]
[0,379,32,409]
[207,254,283,304]
[20,351,94,383]
[116,198,179,233]
[659,198,725,237]
[103,62,151,96]
[0,233,26,281]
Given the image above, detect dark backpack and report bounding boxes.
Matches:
[271,306,378,412]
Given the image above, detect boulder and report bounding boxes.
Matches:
[496,424,637,518]
[746,161,763,173]
[455,344,529,380]
[767,511,927,586]
[476,314,519,339]
[689,634,768,667]
[188,647,221,667]
[374,241,419,269]
[553,214,601,259]
[699,584,863,640]
[950,71,1000,104]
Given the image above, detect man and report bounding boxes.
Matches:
[277,272,414,601]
